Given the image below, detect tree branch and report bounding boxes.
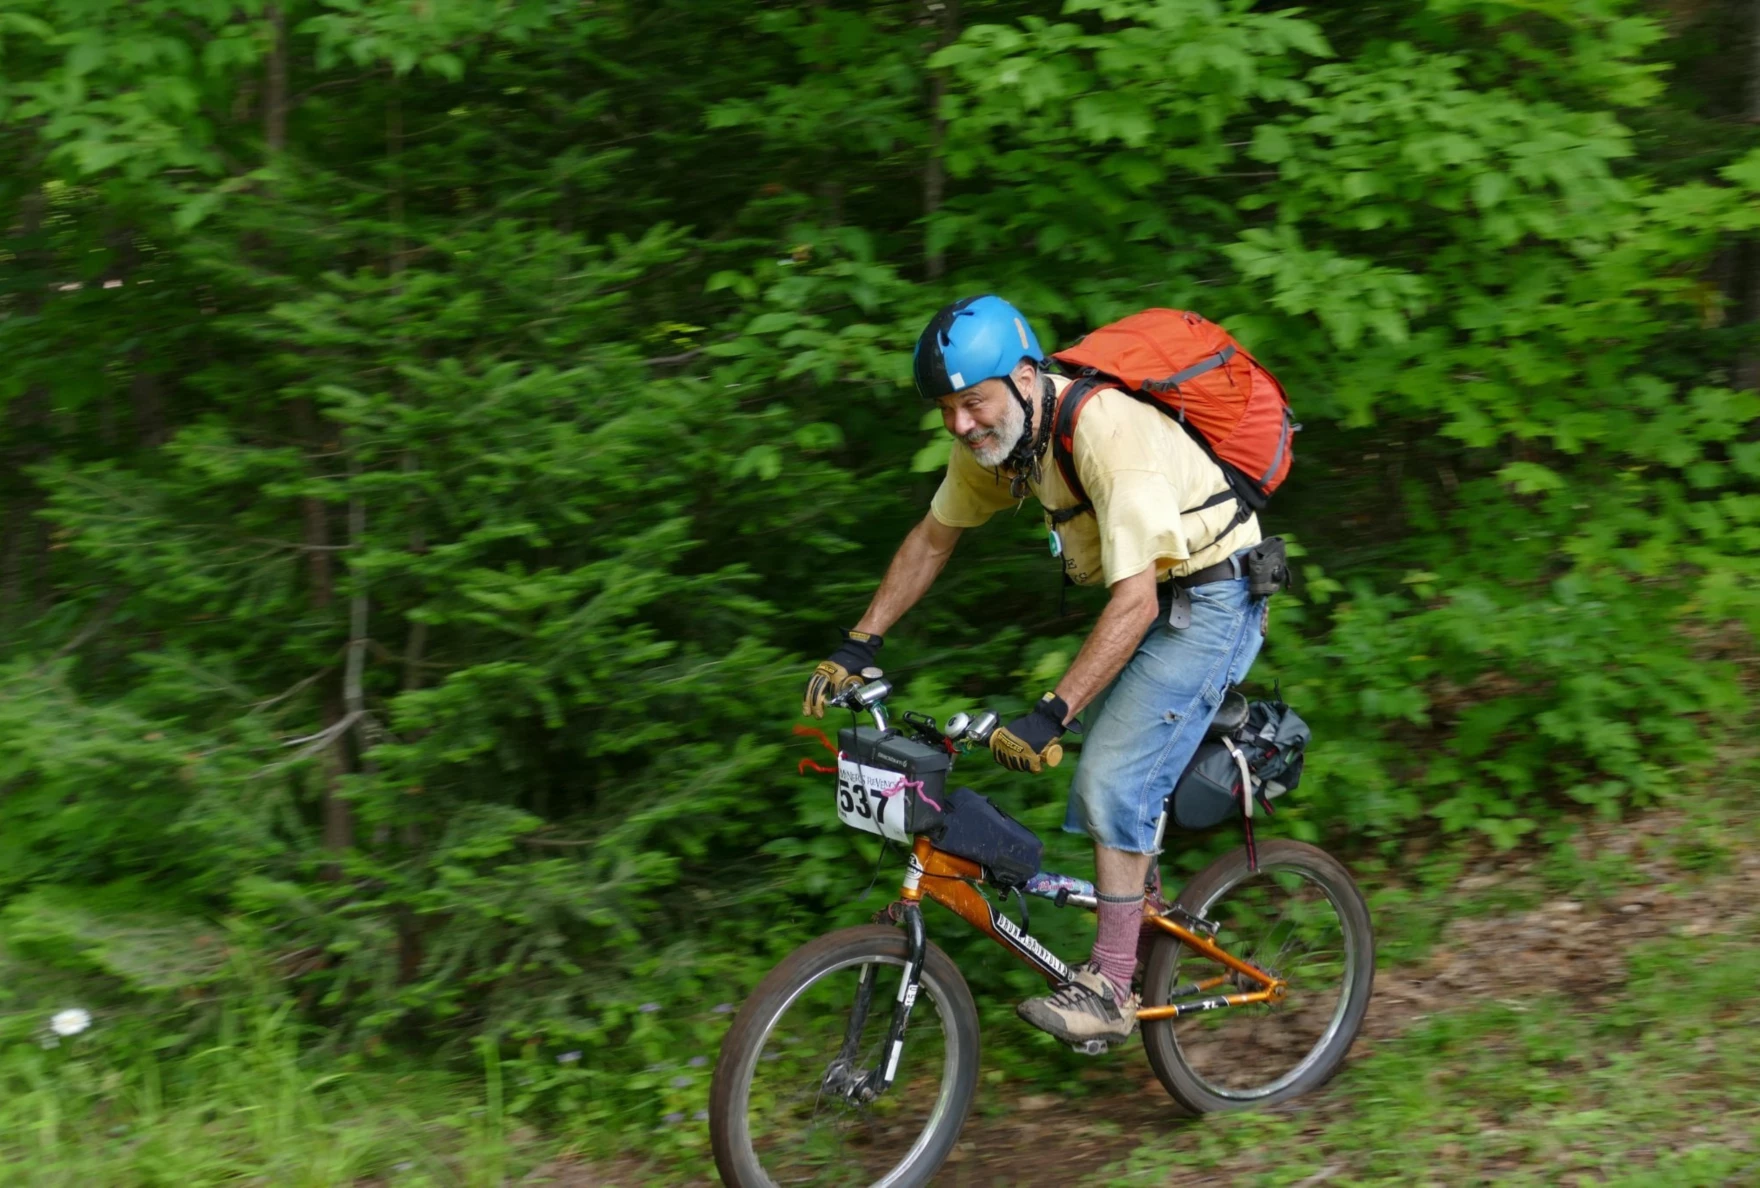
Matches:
[33,589,128,675]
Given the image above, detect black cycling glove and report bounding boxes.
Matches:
[802,629,884,718]
[990,693,1069,773]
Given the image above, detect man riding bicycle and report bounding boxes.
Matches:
[802,295,1270,1048]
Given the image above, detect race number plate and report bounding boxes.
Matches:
[835,756,913,843]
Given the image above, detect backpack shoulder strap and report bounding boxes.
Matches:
[1050,377,1108,524]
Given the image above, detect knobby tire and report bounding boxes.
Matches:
[1140,839,1375,1114]
[710,924,980,1188]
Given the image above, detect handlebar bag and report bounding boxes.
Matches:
[837,726,950,835]
[931,786,1043,890]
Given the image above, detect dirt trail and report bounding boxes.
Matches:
[545,809,1760,1186]
[933,810,1760,1186]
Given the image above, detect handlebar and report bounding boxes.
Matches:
[829,676,1001,748]
[827,677,1066,767]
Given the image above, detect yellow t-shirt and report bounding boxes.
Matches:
[929,377,1262,587]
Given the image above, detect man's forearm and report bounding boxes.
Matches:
[854,514,961,636]
[1053,566,1160,721]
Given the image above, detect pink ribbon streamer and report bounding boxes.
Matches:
[877,775,941,813]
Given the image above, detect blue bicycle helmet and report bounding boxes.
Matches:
[912,295,1045,401]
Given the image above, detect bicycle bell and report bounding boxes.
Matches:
[943,711,972,740]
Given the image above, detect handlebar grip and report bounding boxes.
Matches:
[1043,741,1064,768]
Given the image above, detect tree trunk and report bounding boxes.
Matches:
[103,226,168,448]
[389,87,406,278]
[923,0,959,280]
[1741,0,1760,392]
[265,5,288,155]
[4,188,52,619]
[317,688,353,857]
[291,397,352,857]
[131,368,165,449]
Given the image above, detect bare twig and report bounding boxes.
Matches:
[644,332,740,367]
[33,589,127,674]
[290,68,388,106]
[281,710,361,749]
[260,709,363,775]
[643,347,706,366]
[245,537,355,553]
[250,666,334,716]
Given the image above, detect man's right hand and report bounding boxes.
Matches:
[802,629,884,718]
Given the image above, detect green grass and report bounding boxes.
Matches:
[0,996,554,1186]
[6,799,1756,1185]
[1104,921,1760,1186]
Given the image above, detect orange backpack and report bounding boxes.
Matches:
[1049,309,1295,530]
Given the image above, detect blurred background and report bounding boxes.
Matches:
[1,0,1758,1182]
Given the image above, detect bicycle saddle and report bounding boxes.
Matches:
[1205,688,1249,740]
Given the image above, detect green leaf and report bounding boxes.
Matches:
[171,190,223,232]
[1498,463,1565,495]
[425,52,466,82]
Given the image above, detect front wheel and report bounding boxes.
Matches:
[1141,840,1375,1114]
[709,924,980,1188]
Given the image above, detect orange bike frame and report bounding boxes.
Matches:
[899,836,1285,1020]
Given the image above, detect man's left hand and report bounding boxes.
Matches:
[990,693,1070,774]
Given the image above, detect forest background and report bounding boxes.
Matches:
[1,0,1759,1180]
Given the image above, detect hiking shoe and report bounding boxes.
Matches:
[1017,966,1139,1046]
[1073,956,1145,998]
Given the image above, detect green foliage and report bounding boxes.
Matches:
[0,0,1757,1160]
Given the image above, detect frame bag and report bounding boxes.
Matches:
[932,786,1043,890]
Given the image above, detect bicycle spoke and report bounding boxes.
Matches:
[743,954,955,1186]
[1161,861,1356,1099]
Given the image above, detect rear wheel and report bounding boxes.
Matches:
[710,924,980,1188]
[1141,840,1374,1114]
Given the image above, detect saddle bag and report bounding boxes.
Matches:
[1170,698,1311,831]
[931,786,1043,890]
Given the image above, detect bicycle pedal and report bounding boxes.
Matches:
[1067,1038,1110,1056]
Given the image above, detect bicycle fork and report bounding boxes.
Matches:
[823,903,926,1105]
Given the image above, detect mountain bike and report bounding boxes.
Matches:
[709,677,1374,1188]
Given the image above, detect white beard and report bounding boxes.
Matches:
[964,393,1026,469]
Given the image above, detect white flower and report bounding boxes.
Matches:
[50,1009,91,1038]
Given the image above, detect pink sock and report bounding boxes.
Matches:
[1136,867,1165,970]
[1090,891,1144,998]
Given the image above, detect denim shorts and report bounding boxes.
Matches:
[1064,566,1265,854]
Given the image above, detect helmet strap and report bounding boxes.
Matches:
[1002,368,1056,499]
